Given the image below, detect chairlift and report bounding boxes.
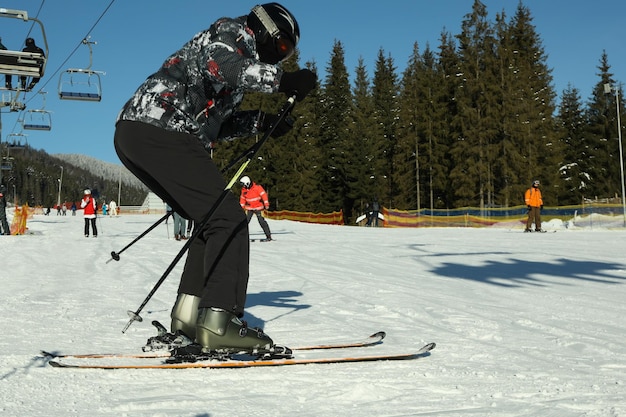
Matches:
[22,91,51,130]
[6,132,28,149]
[1,156,14,171]
[23,109,51,130]
[0,9,49,81]
[58,38,105,102]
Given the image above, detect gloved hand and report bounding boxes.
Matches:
[261,112,294,138]
[540,205,544,210]
[527,205,531,211]
[278,69,317,101]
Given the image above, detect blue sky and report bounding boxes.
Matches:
[1,0,624,164]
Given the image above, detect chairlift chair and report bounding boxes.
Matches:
[23,109,51,130]
[6,132,27,149]
[58,68,103,101]
[1,157,13,171]
[22,91,51,130]
[58,38,105,102]
[0,9,49,82]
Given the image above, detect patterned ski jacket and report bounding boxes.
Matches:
[116,16,283,147]
[240,183,269,211]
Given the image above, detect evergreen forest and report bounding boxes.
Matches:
[2,1,624,225]
[213,1,625,224]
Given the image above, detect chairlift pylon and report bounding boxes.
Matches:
[0,9,49,83]
[58,37,105,102]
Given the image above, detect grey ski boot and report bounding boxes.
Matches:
[195,307,273,354]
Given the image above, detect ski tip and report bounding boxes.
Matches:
[421,342,436,353]
[370,331,386,340]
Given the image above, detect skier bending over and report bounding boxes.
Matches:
[113,3,316,355]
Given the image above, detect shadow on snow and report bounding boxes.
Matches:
[431,257,626,287]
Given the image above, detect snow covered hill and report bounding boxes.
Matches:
[1,213,624,416]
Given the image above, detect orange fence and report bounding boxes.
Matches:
[264,209,344,225]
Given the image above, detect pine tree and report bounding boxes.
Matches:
[372,49,400,208]
[318,40,352,216]
[351,57,380,217]
[396,42,423,210]
[434,31,462,209]
[585,51,625,201]
[497,2,558,205]
[450,0,500,209]
[556,84,589,204]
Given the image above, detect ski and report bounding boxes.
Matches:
[41,331,386,360]
[250,238,272,242]
[47,342,435,369]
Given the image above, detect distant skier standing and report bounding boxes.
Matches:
[81,189,98,237]
[524,180,543,232]
[239,176,272,241]
[0,184,10,235]
[113,3,316,354]
[366,197,380,227]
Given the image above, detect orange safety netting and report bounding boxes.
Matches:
[264,209,344,225]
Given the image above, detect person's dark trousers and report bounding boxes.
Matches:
[114,120,249,317]
[526,206,542,231]
[246,210,271,239]
[84,218,97,236]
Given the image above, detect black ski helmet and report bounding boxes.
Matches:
[248,3,300,64]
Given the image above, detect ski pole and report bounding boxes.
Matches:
[122,95,296,333]
[107,212,172,264]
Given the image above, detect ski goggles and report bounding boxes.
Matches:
[274,32,295,61]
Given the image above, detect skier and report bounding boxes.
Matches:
[366,197,380,227]
[81,189,98,237]
[524,179,544,232]
[0,184,10,235]
[113,3,316,355]
[173,210,187,241]
[239,176,272,241]
[108,200,117,217]
[20,38,45,90]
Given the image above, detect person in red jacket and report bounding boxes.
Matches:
[81,189,98,237]
[524,179,544,232]
[239,176,272,241]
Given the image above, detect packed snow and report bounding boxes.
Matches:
[1,210,625,417]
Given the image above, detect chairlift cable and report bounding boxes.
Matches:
[4,0,117,135]
[23,0,117,99]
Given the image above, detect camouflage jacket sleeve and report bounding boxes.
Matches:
[117,17,283,145]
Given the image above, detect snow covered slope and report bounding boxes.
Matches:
[1,213,624,416]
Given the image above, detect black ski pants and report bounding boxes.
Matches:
[84,218,97,236]
[114,121,249,317]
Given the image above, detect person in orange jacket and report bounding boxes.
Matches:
[239,176,272,241]
[524,179,544,232]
